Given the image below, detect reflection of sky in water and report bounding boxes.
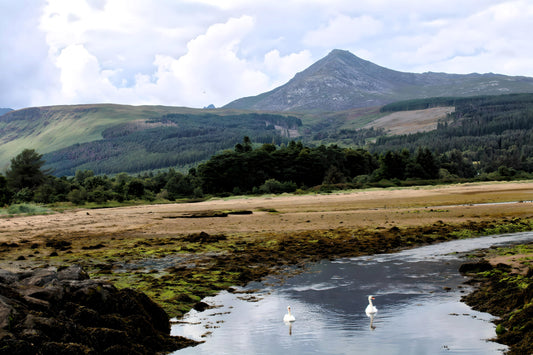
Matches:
[172,232,533,354]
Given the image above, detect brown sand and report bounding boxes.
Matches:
[1,181,532,244]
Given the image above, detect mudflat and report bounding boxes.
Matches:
[1,181,533,244]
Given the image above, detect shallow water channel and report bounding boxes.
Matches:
[171,232,533,355]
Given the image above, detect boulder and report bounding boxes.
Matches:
[458,260,493,274]
[0,265,198,354]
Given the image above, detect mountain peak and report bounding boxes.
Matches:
[224,50,533,112]
[326,48,354,58]
[326,49,364,62]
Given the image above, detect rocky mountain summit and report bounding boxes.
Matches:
[0,265,198,354]
[225,49,533,112]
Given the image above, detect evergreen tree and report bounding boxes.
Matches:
[0,174,11,205]
[6,149,49,193]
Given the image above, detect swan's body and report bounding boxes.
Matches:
[365,295,378,315]
[283,306,295,322]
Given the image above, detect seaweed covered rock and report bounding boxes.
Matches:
[0,265,198,354]
[461,263,533,355]
[458,260,493,274]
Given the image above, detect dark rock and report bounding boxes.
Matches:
[0,270,20,284]
[0,265,199,353]
[0,339,36,355]
[45,240,72,249]
[40,341,95,355]
[183,232,227,244]
[58,265,90,281]
[458,260,493,274]
[20,269,57,286]
[495,263,512,271]
[0,297,16,330]
[193,301,210,312]
[81,243,106,250]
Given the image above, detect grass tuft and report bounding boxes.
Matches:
[1,203,52,216]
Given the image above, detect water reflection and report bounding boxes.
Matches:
[172,232,533,354]
[284,320,293,335]
[367,312,376,330]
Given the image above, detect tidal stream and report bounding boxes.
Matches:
[172,232,533,354]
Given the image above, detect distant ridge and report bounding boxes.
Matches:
[0,108,13,116]
[224,49,533,112]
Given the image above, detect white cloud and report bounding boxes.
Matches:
[404,0,533,75]
[42,13,311,108]
[264,49,314,84]
[2,0,533,109]
[303,15,383,47]
[147,15,271,107]
[55,44,113,101]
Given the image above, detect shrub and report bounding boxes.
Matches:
[7,203,50,215]
[67,188,87,205]
[259,179,297,194]
[13,188,33,203]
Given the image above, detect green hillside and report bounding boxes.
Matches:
[3,93,533,177]
[43,112,302,176]
[0,104,303,175]
[0,104,190,169]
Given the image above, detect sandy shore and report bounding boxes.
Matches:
[1,181,532,244]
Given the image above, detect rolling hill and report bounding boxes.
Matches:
[0,104,191,171]
[0,101,446,175]
[0,104,302,175]
[224,49,533,112]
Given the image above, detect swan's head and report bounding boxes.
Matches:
[287,306,291,311]
[368,295,375,301]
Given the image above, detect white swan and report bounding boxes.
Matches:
[365,295,378,315]
[283,306,296,322]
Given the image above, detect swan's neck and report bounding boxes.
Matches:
[368,299,373,307]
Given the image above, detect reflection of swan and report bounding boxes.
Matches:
[365,295,378,315]
[283,306,296,322]
[368,312,376,330]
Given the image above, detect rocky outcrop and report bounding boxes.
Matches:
[0,265,198,354]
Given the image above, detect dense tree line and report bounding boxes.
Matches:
[2,137,531,207]
[372,94,533,174]
[42,113,302,176]
[379,93,533,113]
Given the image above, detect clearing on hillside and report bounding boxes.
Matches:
[365,106,454,135]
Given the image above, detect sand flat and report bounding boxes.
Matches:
[1,181,532,243]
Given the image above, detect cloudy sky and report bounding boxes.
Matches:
[1,0,532,110]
